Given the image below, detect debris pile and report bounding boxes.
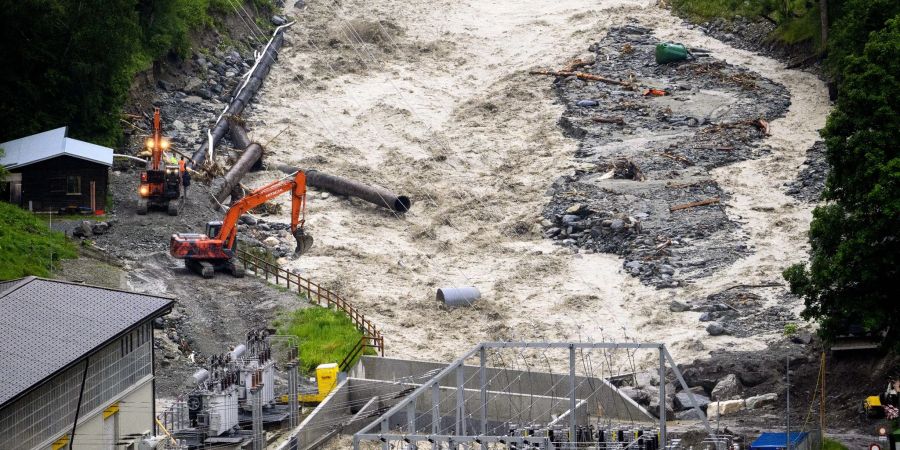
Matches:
[540,26,790,287]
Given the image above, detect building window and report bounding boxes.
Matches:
[66,176,81,195]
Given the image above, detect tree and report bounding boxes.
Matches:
[0,0,142,145]
[785,16,900,346]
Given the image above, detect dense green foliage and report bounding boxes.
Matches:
[826,0,900,75]
[785,17,900,345]
[0,202,77,280]
[276,306,373,373]
[0,0,261,146]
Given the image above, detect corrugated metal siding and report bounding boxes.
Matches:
[0,323,153,450]
[0,278,171,406]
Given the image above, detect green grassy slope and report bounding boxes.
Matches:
[0,202,77,280]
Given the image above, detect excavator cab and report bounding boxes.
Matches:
[206,221,224,240]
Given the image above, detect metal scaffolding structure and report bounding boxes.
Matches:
[352,342,713,449]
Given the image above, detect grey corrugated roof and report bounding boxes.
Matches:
[0,277,173,408]
[0,127,113,169]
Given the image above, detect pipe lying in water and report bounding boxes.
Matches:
[305,169,412,213]
[437,287,481,307]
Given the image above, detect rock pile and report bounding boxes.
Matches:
[542,26,790,288]
[72,220,115,238]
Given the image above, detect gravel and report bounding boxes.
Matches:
[542,26,790,288]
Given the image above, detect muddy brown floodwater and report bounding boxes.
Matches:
[232,0,829,374]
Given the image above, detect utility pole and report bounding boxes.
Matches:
[288,359,299,428]
[252,371,264,450]
[786,357,791,450]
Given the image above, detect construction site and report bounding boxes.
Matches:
[2,0,900,449]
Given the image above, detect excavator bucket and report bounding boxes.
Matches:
[293,229,314,255]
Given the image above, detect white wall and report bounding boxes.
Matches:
[66,378,154,450]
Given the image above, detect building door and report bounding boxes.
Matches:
[4,173,22,205]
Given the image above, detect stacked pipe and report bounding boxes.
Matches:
[189,23,291,169]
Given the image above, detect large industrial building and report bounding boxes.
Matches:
[0,277,173,450]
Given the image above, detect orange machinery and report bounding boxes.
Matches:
[169,171,314,278]
[138,108,181,215]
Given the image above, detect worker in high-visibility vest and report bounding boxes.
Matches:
[179,156,191,198]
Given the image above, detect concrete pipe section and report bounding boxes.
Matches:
[437,287,481,306]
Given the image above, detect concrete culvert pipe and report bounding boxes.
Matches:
[437,287,481,306]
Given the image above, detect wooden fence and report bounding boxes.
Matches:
[236,249,384,356]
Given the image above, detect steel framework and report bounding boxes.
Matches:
[352,342,713,449]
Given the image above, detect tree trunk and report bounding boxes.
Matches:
[819,0,828,52]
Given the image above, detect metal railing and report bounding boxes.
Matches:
[236,249,384,356]
[338,335,382,371]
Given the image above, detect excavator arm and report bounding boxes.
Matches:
[217,171,310,253]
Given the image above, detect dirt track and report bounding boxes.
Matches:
[232,0,829,369]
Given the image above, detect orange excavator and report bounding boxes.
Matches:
[138,108,181,215]
[169,171,314,278]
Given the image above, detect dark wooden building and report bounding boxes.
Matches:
[0,127,112,213]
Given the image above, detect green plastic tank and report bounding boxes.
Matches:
[655,43,691,64]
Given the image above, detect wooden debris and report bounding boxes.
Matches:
[702,118,770,135]
[592,116,626,125]
[529,70,633,87]
[660,151,692,165]
[561,58,592,72]
[669,197,721,212]
[721,282,783,292]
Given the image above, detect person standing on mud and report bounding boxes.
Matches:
[179,156,191,198]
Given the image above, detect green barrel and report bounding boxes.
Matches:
[655,43,691,64]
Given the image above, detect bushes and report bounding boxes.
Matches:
[0,203,77,280]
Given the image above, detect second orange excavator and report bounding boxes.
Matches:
[169,171,314,278]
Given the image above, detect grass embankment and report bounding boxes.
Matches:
[822,438,849,450]
[0,202,77,280]
[276,306,376,373]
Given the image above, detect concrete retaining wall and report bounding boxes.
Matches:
[351,355,653,421]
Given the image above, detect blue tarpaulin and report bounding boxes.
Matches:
[750,432,808,449]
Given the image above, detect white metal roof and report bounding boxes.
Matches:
[0,126,113,169]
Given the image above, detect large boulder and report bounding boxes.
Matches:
[91,221,110,235]
[634,370,659,388]
[746,393,778,409]
[619,386,650,405]
[706,399,745,418]
[675,391,710,410]
[675,408,706,420]
[711,374,742,400]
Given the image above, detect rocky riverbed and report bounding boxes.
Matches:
[542,26,790,289]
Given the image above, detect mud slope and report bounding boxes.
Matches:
[241,0,828,366]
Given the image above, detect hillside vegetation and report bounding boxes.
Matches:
[0,0,271,146]
[0,202,77,280]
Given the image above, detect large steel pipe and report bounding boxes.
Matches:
[306,169,412,213]
[189,23,292,169]
[213,140,263,203]
[436,287,481,306]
